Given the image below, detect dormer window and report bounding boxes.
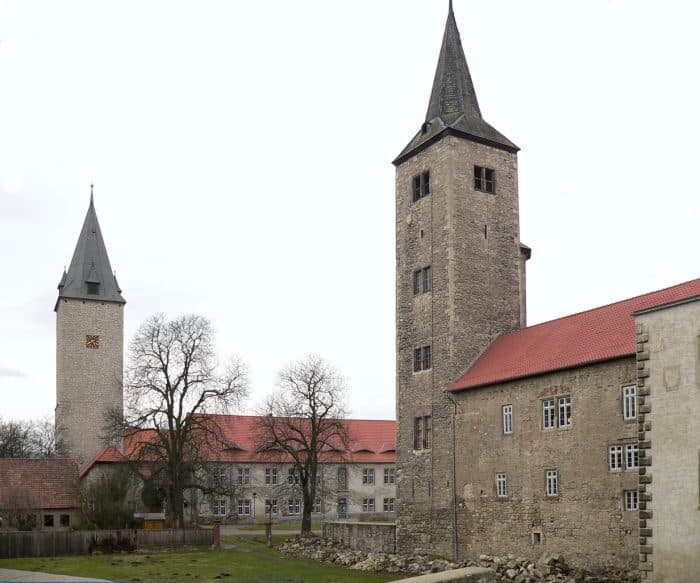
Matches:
[87,282,99,295]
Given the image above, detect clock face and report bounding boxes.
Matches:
[86,335,100,349]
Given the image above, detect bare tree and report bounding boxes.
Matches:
[0,417,56,458]
[0,419,34,458]
[31,416,58,457]
[107,314,248,528]
[255,355,349,535]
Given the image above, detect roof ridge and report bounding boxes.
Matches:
[513,277,700,333]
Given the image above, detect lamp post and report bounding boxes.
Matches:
[266,498,273,548]
[252,492,257,521]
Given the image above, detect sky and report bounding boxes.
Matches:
[1,0,698,423]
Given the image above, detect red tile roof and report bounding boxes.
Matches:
[0,458,80,510]
[204,415,396,464]
[79,445,126,478]
[82,416,396,475]
[449,278,700,392]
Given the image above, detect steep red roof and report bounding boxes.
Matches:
[83,416,396,473]
[208,415,396,464]
[79,445,126,478]
[0,458,79,509]
[449,278,700,392]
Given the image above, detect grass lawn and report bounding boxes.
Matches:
[236,521,321,531]
[0,535,404,583]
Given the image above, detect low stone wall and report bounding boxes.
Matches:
[322,521,396,554]
[392,568,495,583]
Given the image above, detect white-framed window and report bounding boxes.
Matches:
[413,346,432,372]
[545,470,558,497]
[237,499,251,516]
[412,171,430,202]
[542,399,555,429]
[609,445,623,471]
[496,473,507,498]
[287,499,301,515]
[558,396,572,427]
[384,467,395,484]
[623,385,637,420]
[237,467,250,485]
[413,415,432,449]
[288,467,300,485]
[626,444,639,469]
[216,466,227,482]
[413,266,433,295]
[362,498,376,512]
[265,499,278,514]
[624,490,638,511]
[383,497,395,512]
[265,467,278,485]
[313,499,323,514]
[474,166,496,194]
[362,468,375,485]
[502,404,513,434]
[212,498,227,516]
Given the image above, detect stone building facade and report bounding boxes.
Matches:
[55,193,125,466]
[80,415,397,526]
[635,297,700,582]
[394,2,700,574]
[394,5,527,559]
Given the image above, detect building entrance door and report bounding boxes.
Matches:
[337,498,347,519]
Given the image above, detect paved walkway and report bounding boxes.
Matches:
[0,568,109,582]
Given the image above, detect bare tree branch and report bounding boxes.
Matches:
[105,314,248,528]
[254,355,349,535]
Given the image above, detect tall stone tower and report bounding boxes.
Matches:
[55,192,125,465]
[394,3,528,557]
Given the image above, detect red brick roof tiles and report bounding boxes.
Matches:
[449,278,700,392]
[0,458,80,510]
[207,415,396,464]
[83,416,396,474]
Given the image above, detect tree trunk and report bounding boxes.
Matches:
[301,491,313,535]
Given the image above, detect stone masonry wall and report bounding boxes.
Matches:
[636,298,700,582]
[190,462,396,523]
[56,298,124,466]
[395,135,523,558]
[323,520,397,554]
[453,358,639,569]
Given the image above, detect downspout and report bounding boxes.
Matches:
[445,390,458,562]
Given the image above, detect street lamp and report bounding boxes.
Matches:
[252,492,257,520]
[266,496,273,548]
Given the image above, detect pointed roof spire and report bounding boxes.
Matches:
[394,2,518,165]
[56,187,126,309]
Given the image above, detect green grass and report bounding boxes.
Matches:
[0,535,404,583]
[235,521,321,531]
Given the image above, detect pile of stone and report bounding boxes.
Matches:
[278,536,457,575]
[476,553,638,583]
[278,536,640,583]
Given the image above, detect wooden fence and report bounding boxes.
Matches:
[0,528,212,559]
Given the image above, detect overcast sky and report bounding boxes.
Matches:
[1,1,698,423]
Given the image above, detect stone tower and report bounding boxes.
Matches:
[394,3,529,557]
[55,192,125,465]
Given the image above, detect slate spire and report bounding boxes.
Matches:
[56,190,125,308]
[394,2,518,165]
